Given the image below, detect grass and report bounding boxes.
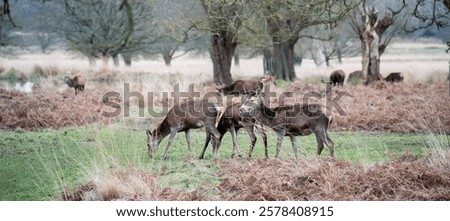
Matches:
[0,125,447,201]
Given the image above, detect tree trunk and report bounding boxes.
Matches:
[163,54,172,66]
[234,47,240,67]
[210,33,235,85]
[361,12,381,85]
[272,41,296,81]
[123,54,132,66]
[335,40,343,64]
[112,54,120,67]
[102,54,110,67]
[262,49,274,74]
[88,56,96,66]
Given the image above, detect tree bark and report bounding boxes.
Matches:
[361,9,382,85]
[112,54,120,66]
[262,49,274,74]
[123,53,132,66]
[272,41,296,81]
[163,54,172,66]
[234,47,240,67]
[210,33,235,85]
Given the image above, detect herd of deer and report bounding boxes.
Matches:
[146,75,335,161]
[62,69,402,161]
[329,70,404,86]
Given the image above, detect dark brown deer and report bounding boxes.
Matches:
[239,94,334,159]
[146,99,221,160]
[330,70,346,86]
[199,99,268,160]
[64,75,86,95]
[217,79,263,96]
[384,72,404,83]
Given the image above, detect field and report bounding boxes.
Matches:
[0,39,450,201]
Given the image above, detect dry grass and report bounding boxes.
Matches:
[61,154,450,201]
[0,87,114,130]
[216,156,450,201]
[330,82,450,133]
[61,167,205,201]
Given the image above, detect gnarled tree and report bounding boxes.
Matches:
[261,0,359,81]
[349,0,407,84]
[201,0,242,85]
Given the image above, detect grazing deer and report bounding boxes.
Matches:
[64,75,86,95]
[239,94,334,159]
[330,70,346,86]
[199,99,268,160]
[146,99,221,160]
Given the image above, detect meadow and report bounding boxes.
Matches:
[1,126,448,200]
[0,39,449,201]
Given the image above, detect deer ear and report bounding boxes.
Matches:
[146,129,152,136]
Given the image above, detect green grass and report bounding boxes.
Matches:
[0,125,447,201]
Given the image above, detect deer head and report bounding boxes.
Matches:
[146,129,160,159]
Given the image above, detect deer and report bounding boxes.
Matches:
[347,70,364,84]
[217,79,264,96]
[199,96,268,160]
[146,98,221,160]
[239,93,334,159]
[383,72,404,83]
[329,70,346,87]
[64,74,86,95]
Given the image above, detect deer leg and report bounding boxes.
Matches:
[275,131,285,158]
[199,133,211,160]
[162,129,177,160]
[314,128,334,157]
[185,129,193,158]
[229,126,241,159]
[255,123,268,158]
[315,133,325,156]
[289,135,299,160]
[325,132,335,157]
[245,124,257,160]
[205,125,221,159]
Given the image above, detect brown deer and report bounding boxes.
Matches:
[199,98,268,160]
[347,70,364,84]
[217,79,264,96]
[329,70,346,86]
[239,94,334,159]
[384,72,404,83]
[64,75,86,95]
[146,99,221,160]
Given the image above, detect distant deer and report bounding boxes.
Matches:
[347,70,364,84]
[64,75,86,95]
[146,99,221,160]
[239,94,334,159]
[329,70,346,86]
[199,98,268,160]
[383,72,404,83]
[217,79,264,96]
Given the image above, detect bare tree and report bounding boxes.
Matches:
[405,0,450,31]
[151,0,204,66]
[349,0,407,84]
[261,0,359,81]
[1,0,17,27]
[61,0,157,67]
